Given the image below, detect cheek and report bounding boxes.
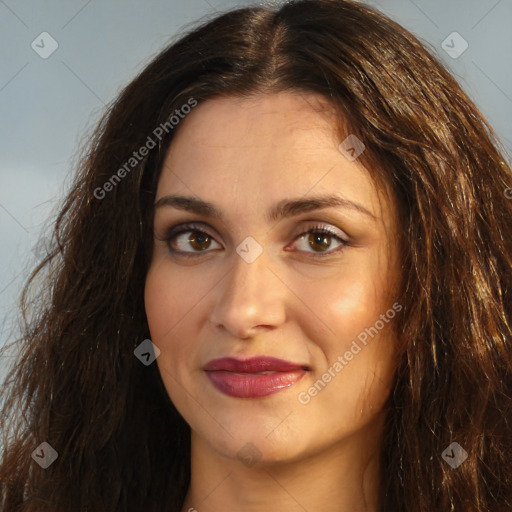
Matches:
[144,275,173,339]
[303,260,389,345]
[144,261,206,339]
[144,265,192,385]
[144,262,214,386]
[297,259,396,414]
[144,268,190,401]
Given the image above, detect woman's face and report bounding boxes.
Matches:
[145,92,400,465]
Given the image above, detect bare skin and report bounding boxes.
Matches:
[144,91,400,512]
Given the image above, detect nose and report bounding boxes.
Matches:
[208,247,287,339]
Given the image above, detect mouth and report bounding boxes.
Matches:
[203,356,310,398]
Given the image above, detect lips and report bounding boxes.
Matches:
[204,356,309,373]
[204,356,310,398]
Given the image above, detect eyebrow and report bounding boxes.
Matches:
[154,194,376,222]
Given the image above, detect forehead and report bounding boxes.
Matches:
[156,92,395,228]
[168,92,338,151]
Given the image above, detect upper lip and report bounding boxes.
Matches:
[204,356,310,373]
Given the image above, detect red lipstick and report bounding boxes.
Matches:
[204,356,309,398]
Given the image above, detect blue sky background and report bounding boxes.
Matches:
[1,0,511,384]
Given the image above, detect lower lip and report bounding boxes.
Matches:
[206,369,307,398]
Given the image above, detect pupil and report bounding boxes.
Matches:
[311,233,330,252]
[191,233,210,250]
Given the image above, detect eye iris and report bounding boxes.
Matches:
[189,232,211,251]
[309,233,331,252]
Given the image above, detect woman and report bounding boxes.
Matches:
[1,0,511,510]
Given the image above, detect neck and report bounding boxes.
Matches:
[181,415,384,512]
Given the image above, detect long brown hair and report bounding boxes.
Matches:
[1,1,511,510]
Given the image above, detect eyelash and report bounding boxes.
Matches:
[161,222,349,259]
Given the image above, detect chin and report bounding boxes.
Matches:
[196,421,314,467]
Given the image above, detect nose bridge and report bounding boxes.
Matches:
[227,243,275,310]
[210,242,286,337]
[225,231,271,298]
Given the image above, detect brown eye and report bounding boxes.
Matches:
[186,232,212,251]
[291,225,348,256]
[162,223,221,256]
[170,230,221,253]
[306,232,333,252]
[162,222,348,259]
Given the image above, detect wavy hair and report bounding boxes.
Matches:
[1,0,511,510]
